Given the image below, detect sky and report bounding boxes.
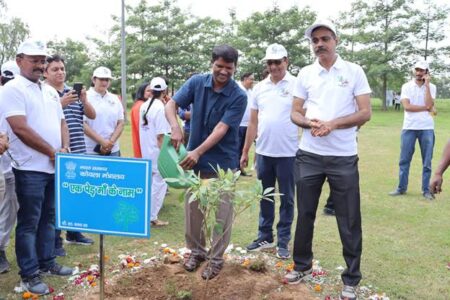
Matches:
[4,0,351,43]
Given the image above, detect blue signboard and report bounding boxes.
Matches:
[55,154,152,238]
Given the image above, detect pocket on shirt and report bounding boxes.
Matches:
[207,109,224,132]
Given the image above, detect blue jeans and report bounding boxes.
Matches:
[256,155,295,248]
[13,169,56,278]
[397,130,434,193]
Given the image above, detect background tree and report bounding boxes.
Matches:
[234,5,316,80]
[0,1,29,64]
[409,0,450,76]
[337,0,418,110]
[47,39,91,84]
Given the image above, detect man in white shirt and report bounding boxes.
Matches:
[0,39,73,295]
[241,44,298,260]
[389,60,436,200]
[285,21,371,300]
[0,60,19,274]
[237,72,254,176]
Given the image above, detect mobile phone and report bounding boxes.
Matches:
[73,82,83,98]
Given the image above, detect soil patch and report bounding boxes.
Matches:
[100,262,316,300]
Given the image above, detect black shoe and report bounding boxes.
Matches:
[20,274,50,295]
[0,250,10,274]
[246,239,275,251]
[323,207,335,216]
[40,263,74,276]
[66,233,94,245]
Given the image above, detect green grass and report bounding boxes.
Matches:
[1,99,450,299]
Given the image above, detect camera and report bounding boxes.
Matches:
[73,82,83,98]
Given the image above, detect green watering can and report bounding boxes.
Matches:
[158,134,193,189]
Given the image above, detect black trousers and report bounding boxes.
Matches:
[292,149,362,286]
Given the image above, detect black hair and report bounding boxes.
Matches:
[142,90,162,126]
[211,44,239,65]
[46,54,65,70]
[1,72,14,85]
[261,67,270,80]
[135,82,150,102]
[240,72,253,82]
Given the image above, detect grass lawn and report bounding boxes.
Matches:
[0,99,449,299]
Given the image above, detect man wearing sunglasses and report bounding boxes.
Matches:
[0,39,73,295]
[286,20,372,300]
[241,43,298,260]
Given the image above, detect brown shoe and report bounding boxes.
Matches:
[184,254,205,272]
[151,219,169,227]
[201,262,223,280]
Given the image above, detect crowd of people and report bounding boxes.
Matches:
[0,19,447,300]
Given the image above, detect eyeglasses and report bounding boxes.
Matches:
[266,59,283,66]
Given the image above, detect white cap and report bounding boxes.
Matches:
[261,43,288,61]
[92,66,113,79]
[150,77,167,91]
[305,20,337,39]
[1,61,19,79]
[414,60,429,70]
[17,39,48,56]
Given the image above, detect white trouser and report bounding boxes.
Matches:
[0,171,18,250]
[150,171,167,221]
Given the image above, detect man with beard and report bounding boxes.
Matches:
[165,45,246,280]
[285,20,371,300]
[389,60,436,200]
[0,39,73,295]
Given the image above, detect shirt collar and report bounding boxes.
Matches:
[18,74,41,88]
[204,74,233,96]
[264,72,292,85]
[89,87,109,97]
[312,54,344,74]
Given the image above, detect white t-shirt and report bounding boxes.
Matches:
[251,72,299,157]
[400,80,436,130]
[0,76,64,174]
[0,88,10,174]
[294,56,372,156]
[84,88,124,154]
[139,98,171,171]
[238,82,252,127]
[0,113,12,175]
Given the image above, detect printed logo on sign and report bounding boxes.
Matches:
[65,161,77,179]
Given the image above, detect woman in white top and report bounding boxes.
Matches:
[139,77,171,226]
[84,67,124,156]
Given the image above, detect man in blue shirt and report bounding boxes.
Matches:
[165,44,246,280]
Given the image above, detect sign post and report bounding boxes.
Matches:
[55,154,152,299]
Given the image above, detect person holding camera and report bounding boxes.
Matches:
[389,60,437,200]
[44,54,96,256]
[84,67,124,156]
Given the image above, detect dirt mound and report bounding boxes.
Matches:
[102,262,316,300]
